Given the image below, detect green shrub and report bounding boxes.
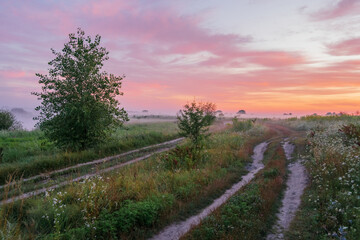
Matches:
[263,168,280,179]
[95,194,174,237]
[177,101,216,156]
[232,118,253,132]
[0,110,22,131]
[161,145,195,171]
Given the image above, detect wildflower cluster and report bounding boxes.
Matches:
[50,190,66,234]
[77,176,108,229]
[305,122,360,239]
[43,175,109,234]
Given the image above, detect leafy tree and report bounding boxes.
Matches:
[32,28,128,150]
[177,101,216,151]
[0,109,22,130]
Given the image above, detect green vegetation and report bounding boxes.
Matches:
[285,117,360,239]
[32,28,128,150]
[177,101,216,151]
[283,114,360,132]
[2,115,359,239]
[0,122,179,184]
[0,123,266,239]
[232,118,254,132]
[183,141,288,240]
[0,110,21,131]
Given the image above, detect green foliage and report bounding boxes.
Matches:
[95,194,174,238]
[188,184,263,240]
[177,101,216,153]
[0,110,21,131]
[0,122,179,184]
[286,118,360,239]
[184,140,288,240]
[161,145,196,171]
[32,28,128,150]
[232,117,253,132]
[0,126,266,239]
[0,220,20,240]
[263,168,280,179]
[339,123,360,146]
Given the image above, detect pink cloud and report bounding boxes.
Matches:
[197,50,306,68]
[310,0,360,21]
[0,70,27,78]
[74,1,261,68]
[327,38,360,55]
[0,0,305,80]
[81,1,130,17]
[1,0,359,114]
[242,51,306,67]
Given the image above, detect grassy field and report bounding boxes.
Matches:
[1,116,359,239]
[182,115,360,240]
[182,139,288,240]
[283,116,360,239]
[0,122,179,185]
[0,122,268,239]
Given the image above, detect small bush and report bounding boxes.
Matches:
[0,110,22,131]
[177,101,216,155]
[232,118,253,132]
[95,194,174,237]
[161,145,195,171]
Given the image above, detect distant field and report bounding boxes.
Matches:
[127,115,177,124]
[0,121,179,184]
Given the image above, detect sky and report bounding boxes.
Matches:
[1,0,360,115]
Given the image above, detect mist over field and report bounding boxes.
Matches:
[8,108,37,130]
[1,0,360,239]
[8,106,347,131]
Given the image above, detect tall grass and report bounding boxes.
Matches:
[286,119,360,239]
[0,125,267,239]
[232,118,254,132]
[182,141,287,240]
[0,122,179,184]
[281,115,360,132]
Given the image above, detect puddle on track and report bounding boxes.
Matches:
[150,142,269,240]
[266,141,307,240]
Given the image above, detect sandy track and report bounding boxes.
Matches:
[0,139,183,206]
[149,142,269,240]
[266,140,308,240]
[0,138,183,190]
